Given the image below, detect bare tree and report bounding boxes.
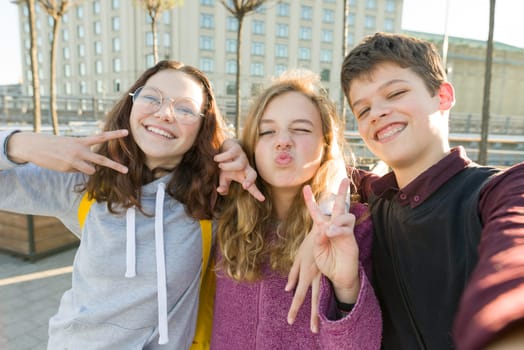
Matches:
[340,0,350,127]
[478,0,496,165]
[38,0,74,135]
[136,0,183,64]
[220,0,266,136]
[14,0,42,132]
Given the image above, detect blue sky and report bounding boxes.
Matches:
[1,0,522,85]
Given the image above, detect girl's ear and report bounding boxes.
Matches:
[438,81,455,111]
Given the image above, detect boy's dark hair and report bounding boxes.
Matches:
[341,32,447,105]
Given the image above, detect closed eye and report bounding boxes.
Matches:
[356,107,370,119]
[291,128,312,134]
[388,89,407,99]
[259,130,275,136]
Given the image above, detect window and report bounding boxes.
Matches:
[113,37,121,52]
[321,69,330,82]
[114,79,121,92]
[366,0,377,9]
[164,33,170,47]
[226,39,237,53]
[96,80,103,93]
[79,62,86,76]
[277,3,289,16]
[112,17,120,31]
[365,15,376,29]
[200,36,214,50]
[321,30,333,43]
[113,58,121,73]
[250,63,264,76]
[298,47,310,60]
[94,21,101,35]
[63,47,70,60]
[299,27,311,40]
[276,23,288,38]
[93,0,101,14]
[112,0,120,9]
[76,5,83,18]
[301,6,312,20]
[252,20,264,35]
[95,60,103,74]
[275,64,287,76]
[346,33,354,47]
[200,58,214,72]
[62,29,69,41]
[64,64,71,77]
[94,41,102,55]
[386,0,396,12]
[227,17,238,31]
[275,44,288,58]
[65,82,72,95]
[78,44,85,57]
[146,32,153,46]
[80,81,87,94]
[163,11,171,24]
[226,60,237,74]
[200,14,214,29]
[384,18,395,31]
[320,50,332,62]
[146,54,155,67]
[201,0,214,5]
[323,9,335,23]
[77,25,85,38]
[226,82,235,95]
[348,13,356,27]
[251,42,264,56]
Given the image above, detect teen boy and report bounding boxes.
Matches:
[341,32,524,349]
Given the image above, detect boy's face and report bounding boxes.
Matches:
[348,62,452,173]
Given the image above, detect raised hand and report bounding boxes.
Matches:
[285,228,321,333]
[303,178,361,305]
[214,139,265,201]
[7,130,129,175]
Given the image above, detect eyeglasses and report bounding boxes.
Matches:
[129,86,204,124]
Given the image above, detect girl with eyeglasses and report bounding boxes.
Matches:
[0,60,259,349]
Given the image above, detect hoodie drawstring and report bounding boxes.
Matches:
[125,207,136,278]
[124,182,169,345]
[155,182,169,344]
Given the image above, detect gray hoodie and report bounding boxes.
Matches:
[0,130,208,349]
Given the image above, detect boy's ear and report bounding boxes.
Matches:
[438,82,455,111]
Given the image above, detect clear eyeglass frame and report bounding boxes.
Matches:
[129,86,205,124]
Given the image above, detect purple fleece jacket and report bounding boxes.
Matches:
[211,202,382,349]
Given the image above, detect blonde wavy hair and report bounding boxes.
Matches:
[217,70,350,281]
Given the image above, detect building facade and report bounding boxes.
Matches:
[16,0,403,123]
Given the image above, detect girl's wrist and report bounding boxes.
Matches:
[4,131,27,165]
[333,278,360,304]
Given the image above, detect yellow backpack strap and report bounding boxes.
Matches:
[78,192,95,229]
[191,219,215,350]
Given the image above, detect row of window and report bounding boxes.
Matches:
[200,0,397,14]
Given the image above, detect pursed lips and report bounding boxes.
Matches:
[274,151,293,165]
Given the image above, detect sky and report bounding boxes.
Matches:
[0,0,522,85]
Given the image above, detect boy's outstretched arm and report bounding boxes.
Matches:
[215,139,265,201]
[4,130,129,174]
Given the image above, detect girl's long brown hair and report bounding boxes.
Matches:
[217,71,351,281]
[83,60,226,220]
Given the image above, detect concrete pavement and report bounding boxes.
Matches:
[0,248,76,350]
